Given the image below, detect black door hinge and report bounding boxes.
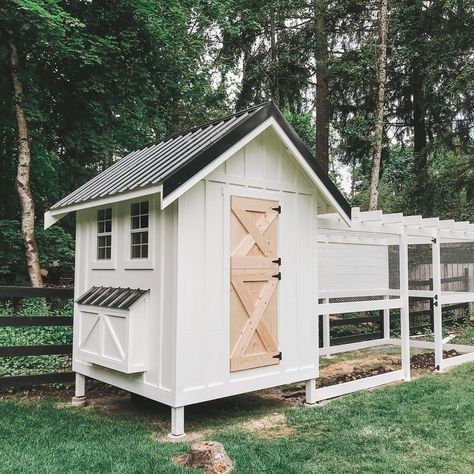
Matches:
[272,258,281,265]
[435,365,440,371]
[272,205,281,214]
[272,272,281,280]
[433,301,438,307]
[432,238,437,244]
[273,352,282,360]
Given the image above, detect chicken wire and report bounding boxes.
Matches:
[440,242,474,293]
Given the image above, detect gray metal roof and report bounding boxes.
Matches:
[51,104,265,210]
[50,102,351,218]
[76,286,148,309]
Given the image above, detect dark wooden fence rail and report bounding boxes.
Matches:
[0,286,75,389]
[318,311,384,348]
[407,269,469,333]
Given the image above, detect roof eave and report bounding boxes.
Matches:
[44,183,163,229]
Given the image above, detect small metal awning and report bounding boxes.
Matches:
[76,286,148,309]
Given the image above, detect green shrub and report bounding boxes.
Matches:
[0,298,73,377]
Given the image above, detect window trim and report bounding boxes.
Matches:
[124,198,154,270]
[97,208,112,260]
[91,206,116,270]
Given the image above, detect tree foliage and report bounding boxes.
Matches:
[0,0,473,283]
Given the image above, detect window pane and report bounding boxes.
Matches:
[140,215,148,228]
[131,216,140,229]
[131,233,141,245]
[105,235,111,246]
[142,232,148,244]
[141,201,149,214]
[131,203,140,216]
[142,245,148,258]
[97,209,105,220]
[105,208,112,219]
[98,222,105,234]
[105,247,111,259]
[97,246,105,260]
[131,245,141,259]
[105,221,112,233]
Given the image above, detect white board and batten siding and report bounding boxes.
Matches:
[174,128,320,406]
[73,195,178,406]
[318,242,390,294]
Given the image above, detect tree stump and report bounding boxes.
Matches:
[174,441,234,473]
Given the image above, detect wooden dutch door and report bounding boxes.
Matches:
[230,196,281,372]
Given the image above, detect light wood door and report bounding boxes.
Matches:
[230,196,281,372]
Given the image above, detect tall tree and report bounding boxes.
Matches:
[314,0,329,173]
[8,34,42,286]
[369,0,388,211]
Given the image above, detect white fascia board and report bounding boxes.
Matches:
[161,117,352,225]
[265,119,352,225]
[382,213,404,223]
[355,210,384,222]
[161,117,274,210]
[44,184,163,229]
[437,219,456,229]
[439,229,474,241]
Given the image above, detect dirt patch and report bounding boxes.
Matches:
[241,413,294,438]
[152,430,211,443]
[411,350,459,370]
[320,354,401,378]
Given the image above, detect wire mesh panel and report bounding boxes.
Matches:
[440,242,474,293]
[408,244,433,291]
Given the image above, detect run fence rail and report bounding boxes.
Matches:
[0,286,74,389]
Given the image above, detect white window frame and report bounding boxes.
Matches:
[125,198,154,270]
[92,206,116,270]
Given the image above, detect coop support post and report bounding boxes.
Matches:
[71,372,87,407]
[468,266,474,317]
[322,298,330,356]
[432,231,443,372]
[305,379,318,405]
[169,406,185,438]
[399,231,411,381]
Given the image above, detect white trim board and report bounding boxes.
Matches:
[44,184,163,229]
[312,370,405,403]
[161,117,351,225]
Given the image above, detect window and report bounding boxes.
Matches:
[97,208,112,260]
[131,201,149,259]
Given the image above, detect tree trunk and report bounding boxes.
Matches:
[368,0,389,211]
[269,11,280,107]
[412,67,427,171]
[9,36,43,287]
[314,0,329,173]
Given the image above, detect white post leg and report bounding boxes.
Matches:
[71,373,87,407]
[383,296,390,340]
[399,231,411,381]
[432,233,443,372]
[169,406,185,439]
[305,379,318,406]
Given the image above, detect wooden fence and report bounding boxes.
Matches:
[318,311,385,348]
[408,266,471,332]
[318,266,472,348]
[0,286,74,389]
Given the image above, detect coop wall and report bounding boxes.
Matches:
[73,195,178,405]
[174,128,321,406]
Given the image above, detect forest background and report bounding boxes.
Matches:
[1,0,473,284]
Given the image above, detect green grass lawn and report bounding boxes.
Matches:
[1,364,474,473]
